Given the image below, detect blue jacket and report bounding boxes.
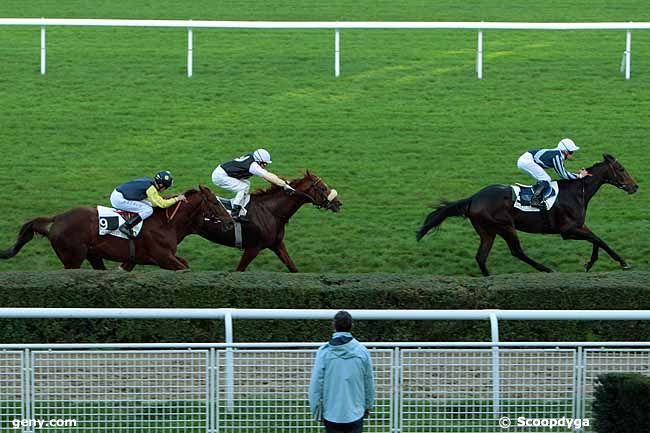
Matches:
[528,149,579,180]
[309,332,375,424]
[116,177,156,200]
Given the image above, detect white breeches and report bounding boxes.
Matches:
[517,153,551,183]
[212,166,251,208]
[110,190,154,220]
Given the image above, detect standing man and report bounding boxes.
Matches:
[211,148,295,222]
[517,138,590,208]
[309,311,375,433]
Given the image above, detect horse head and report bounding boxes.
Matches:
[292,171,342,212]
[600,154,638,194]
[190,185,234,231]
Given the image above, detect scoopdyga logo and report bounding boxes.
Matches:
[499,416,590,430]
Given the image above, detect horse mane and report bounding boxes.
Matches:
[182,188,200,196]
[556,156,610,186]
[158,188,199,202]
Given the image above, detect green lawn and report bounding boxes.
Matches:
[0,1,648,276]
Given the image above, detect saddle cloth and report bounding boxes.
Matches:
[511,182,559,212]
[97,206,144,239]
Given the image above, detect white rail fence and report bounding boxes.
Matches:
[2,309,650,432]
[1,19,648,79]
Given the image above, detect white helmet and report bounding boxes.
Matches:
[557,138,579,153]
[253,148,272,164]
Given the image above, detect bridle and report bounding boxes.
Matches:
[605,158,633,190]
[293,176,337,210]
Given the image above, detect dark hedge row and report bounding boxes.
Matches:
[0,270,648,343]
[593,373,650,433]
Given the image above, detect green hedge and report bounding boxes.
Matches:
[0,270,649,343]
[593,373,650,433]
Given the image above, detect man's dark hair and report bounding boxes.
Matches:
[333,310,352,332]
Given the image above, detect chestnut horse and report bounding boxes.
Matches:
[417,154,638,275]
[200,171,342,272]
[1,185,232,270]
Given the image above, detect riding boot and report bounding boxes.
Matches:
[530,181,547,207]
[118,215,142,239]
[231,205,249,223]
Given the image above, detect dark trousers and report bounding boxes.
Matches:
[324,417,364,433]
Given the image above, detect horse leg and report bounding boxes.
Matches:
[120,262,136,272]
[175,255,189,268]
[235,247,261,272]
[498,227,553,273]
[157,254,188,271]
[270,241,298,273]
[473,227,496,277]
[87,255,107,270]
[564,225,629,270]
[50,237,86,269]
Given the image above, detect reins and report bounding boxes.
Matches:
[166,200,182,222]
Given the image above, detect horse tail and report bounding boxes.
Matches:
[416,198,471,241]
[0,217,53,259]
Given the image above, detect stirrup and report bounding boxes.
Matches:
[118,224,135,239]
[232,213,249,223]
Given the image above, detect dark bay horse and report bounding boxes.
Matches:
[200,171,342,272]
[0,185,232,270]
[416,154,638,276]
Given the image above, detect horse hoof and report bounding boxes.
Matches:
[621,262,632,270]
[584,262,594,272]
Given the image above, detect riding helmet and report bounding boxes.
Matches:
[557,138,579,153]
[253,148,272,164]
[154,170,174,188]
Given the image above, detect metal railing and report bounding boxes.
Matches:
[0,19,648,78]
[2,309,650,431]
[2,342,650,432]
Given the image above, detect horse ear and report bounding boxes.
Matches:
[603,153,615,161]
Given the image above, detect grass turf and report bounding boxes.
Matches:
[0,2,648,276]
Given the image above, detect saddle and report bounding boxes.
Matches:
[511,182,559,212]
[97,206,144,239]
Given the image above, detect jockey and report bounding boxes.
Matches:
[517,138,590,208]
[110,170,187,238]
[211,149,295,222]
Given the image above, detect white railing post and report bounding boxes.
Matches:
[224,311,234,412]
[187,27,193,77]
[40,21,46,75]
[625,29,631,80]
[334,29,341,77]
[477,28,483,79]
[490,313,500,416]
[392,347,401,433]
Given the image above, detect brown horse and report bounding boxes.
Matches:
[199,171,342,272]
[417,154,638,275]
[0,185,232,270]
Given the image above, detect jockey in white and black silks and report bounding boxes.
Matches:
[110,170,186,238]
[211,149,295,222]
[517,138,590,207]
